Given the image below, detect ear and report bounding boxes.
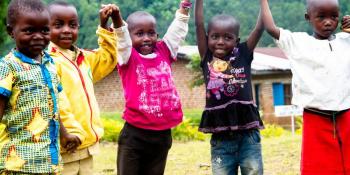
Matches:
[156,33,159,39]
[6,25,14,39]
[236,37,240,44]
[305,13,310,21]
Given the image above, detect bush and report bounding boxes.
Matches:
[100,115,207,142]
[100,118,123,142]
[261,124,287,138]
[172,118,207,141]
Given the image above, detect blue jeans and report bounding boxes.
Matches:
[210,129,263,175]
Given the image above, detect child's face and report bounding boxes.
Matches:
[305,0,339,39]
[7,11,50,58]
[208,21,239,59]
[129,17,158,55]
[49,5,79,50]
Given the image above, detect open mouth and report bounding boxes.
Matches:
[140,44,153,53]
[60,37,72,42]
[31,43,45,48]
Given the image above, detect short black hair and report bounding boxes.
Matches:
[306,0,339,13]
[48,0,75,11]
[126,11,157,31]
[208,14,240,36]
[7,0,47,26]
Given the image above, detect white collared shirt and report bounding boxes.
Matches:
[276,28,350,110]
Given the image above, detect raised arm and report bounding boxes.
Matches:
[246,8,264,52]
[195,0,208,59]
[163,0,191,58]
[260,0,280,39]
[86,4,119,82]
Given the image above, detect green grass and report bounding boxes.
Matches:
[94,134,301,175]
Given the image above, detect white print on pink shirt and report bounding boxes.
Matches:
[136,61,180,117]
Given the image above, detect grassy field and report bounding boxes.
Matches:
[94,134,301,175]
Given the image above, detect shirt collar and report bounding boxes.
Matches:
[12,49,53,65]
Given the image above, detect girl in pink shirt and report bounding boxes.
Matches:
[115,1,191,174]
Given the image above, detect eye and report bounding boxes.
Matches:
[317,15,325,20]
[148,31,157,37]
[331,15,339,20]
[53,22,63,28]
[23,27,34,34]
[41,27,50,34]
[69,22,78,29]
[224,35,234,41]
[210,34,219,40]
[136,32,144,37]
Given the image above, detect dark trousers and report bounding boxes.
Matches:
[117,122,172,175]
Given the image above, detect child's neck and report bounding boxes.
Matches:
[313,33,336,41]
[33,54,42,63]
[17,49,43,63]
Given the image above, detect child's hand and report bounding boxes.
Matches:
[99,4,113,29]
[341,15,350,33]
[60,133,81,153]
[179,0,192,15]
[110,4,123,28]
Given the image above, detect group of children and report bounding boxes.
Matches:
[0,0,350,174]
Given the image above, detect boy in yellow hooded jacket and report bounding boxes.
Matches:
[47,1,123,174]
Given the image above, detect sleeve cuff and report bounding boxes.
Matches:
[115,22,128,34]
[97,25,115,35]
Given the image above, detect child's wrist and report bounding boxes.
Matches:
[100,23,108,29]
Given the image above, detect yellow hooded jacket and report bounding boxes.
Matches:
[48,26,117,151]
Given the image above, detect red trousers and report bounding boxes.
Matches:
[301,110,350,175]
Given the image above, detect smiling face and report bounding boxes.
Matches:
[7,10,50,59]
[128,14,158,55]
[49,4,79,50]
[305,0,339,39]
[208,18,239,59]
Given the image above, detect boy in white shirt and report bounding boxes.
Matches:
[260,0,350,174]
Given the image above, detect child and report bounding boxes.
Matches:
[195,0,264,174]
[47,1,122,174]
[260,0,350,174]
[0,0,80,173]
[115,0,191,174]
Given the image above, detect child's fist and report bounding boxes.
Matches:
[110,4,123,28]
[342,15,350,33]
[99,4,113,29]
[179,0,192,15]
[60,133,81,153]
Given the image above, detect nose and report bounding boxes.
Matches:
[62,25,71,33]
[33,32,44,40]
[324,19,332,26]
[217,37,224,45]
[143,34,151,42]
